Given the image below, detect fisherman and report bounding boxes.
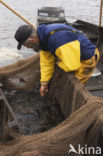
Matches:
[15,23,99,97]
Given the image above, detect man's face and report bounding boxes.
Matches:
[23,39,35,49]
[23,37,40,52]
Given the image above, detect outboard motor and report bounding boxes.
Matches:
[37,7,65,26]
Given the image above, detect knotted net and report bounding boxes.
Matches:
[0,53,40,91]
[0,55,103,156]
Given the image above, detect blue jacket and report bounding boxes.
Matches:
[37,23,96,60]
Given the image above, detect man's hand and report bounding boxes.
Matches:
[40,85,48,97]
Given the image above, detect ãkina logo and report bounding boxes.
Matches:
[68,144,101,155]
[68,144,78,154]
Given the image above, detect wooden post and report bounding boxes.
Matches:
[99,0,103,26]
[0,98,9,140]
[0,88,22,141]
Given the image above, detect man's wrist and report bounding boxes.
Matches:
[40,81,49,86]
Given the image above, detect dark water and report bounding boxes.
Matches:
[5,85,64,135]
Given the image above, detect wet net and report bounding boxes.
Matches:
[0,53,40,91]
[0,93,103,156]
[0,56,103,156]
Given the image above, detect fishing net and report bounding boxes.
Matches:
[0,66,103,156]
[0,53,40,91]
